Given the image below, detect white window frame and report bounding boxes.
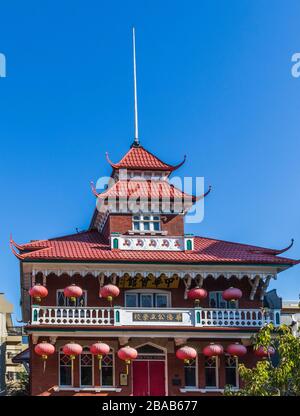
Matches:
[56,289,87,307]
[225,355,239,389]
[59,350,73,387]
[79,347,94,388]
[124,289,171,308]
[184,356,198,388]
[132,214,161,232]
[100,350,115,387]
[204,356,219,389]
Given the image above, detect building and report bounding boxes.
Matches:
[10,31,299,396]
[5,326,28,389]
[0,293,13,395]
[281,300,300,337]
[10,138,299,396]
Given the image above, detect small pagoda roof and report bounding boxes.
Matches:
[106,145,186,172]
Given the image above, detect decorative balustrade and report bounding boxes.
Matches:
[31,306,281,328]
[31,306,114,326]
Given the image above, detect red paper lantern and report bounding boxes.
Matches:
[176,346,197,364]
[62,342,83,360]
[254,346,275,358]
[64,284,83,303]
[222,287,242,302]
[226,343,247,357]
[187,288,207,306]
[117,346,138,374]
[202,344,224,357]
[90,342,110,370]
[34,341,55,372]
[29,284,48,303]
[34,341,55,360]
[100,284,120,303]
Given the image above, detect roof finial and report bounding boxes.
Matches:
[132,27,140,147]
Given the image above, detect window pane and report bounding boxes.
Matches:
[133,216,139,220]
[80,354,93,386]
[144,216,150,221]
[133,222,140,230]
[156,294,168,308]
[125,294,137,307]
[153,216,160,220]
[225,368,237,387]
[102,354,113,386]
[205,368,216,387]
[184,366,196,387]
[153,222,160,231]
[60,355,72,386]
[141,294,152,307]
[143,222,150,230]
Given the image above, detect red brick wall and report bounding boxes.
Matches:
[30,337,259,396]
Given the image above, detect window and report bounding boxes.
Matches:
[56,290,87,307]
[80,348,93,386]
[184,358,197,387]
[225,355,238,388]
[205,357,218,388]
[101,353,114,386]
[132,215,160,231]
[209,291,237,309]
[59,353,72,386]
[125,291,170,308]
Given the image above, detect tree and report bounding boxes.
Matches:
[225,323,300,396]
[6,371,29,396]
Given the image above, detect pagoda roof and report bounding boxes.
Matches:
[92,179,197,201]
[106,145,186,172]
[11,230,299,266]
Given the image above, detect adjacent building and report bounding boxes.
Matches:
[0,293,13,395]
[11,139,299,396]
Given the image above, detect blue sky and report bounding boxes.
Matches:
[0,1,299,322]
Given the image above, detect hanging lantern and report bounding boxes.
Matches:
[202,343,224,357]
[90,342,110,370]
[226,343,247,357]
[100,284,120,304]
[62,342,83,360]
[34,341,55,372]
[64,284,83,304]
[222,287,242,302]
[176,346,197,364]
[254,346,275,358]
[117,346,138,375]
[187,288,207,306]
[29,284,48,303]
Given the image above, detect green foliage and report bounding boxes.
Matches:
[225,323,300,396]
[6,371,29,396]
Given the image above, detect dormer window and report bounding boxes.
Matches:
[132,215,160,231]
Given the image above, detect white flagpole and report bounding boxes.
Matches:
[132,27,139,145]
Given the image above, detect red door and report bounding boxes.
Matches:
[149,361,165,396]
[132,361,165,396]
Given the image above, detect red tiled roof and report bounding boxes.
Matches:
[106,145,185,171]
[14,230,299,265]
[97,180,195,201]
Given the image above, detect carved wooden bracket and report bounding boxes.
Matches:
[32,335,39,345]
[259,275,272,300]
[118,337,130,346]
[49,336,57,345]
[174,338,187,346]
[248,276,260,300]
[183,275,192,299]
[195,275,204,288]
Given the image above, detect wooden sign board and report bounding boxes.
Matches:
[118,274,180,289]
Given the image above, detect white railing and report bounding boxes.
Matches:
[31,306,114,326]
[31,306,281,328]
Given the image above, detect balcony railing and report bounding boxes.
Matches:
[31,306,281,328]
